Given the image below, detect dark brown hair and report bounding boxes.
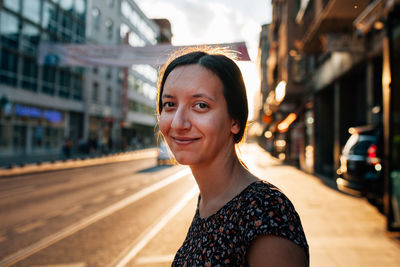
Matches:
[157,48,248,143]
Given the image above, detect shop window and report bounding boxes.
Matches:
[0,123,12,154]
[0,10,19,50]
[32,126,44,150]
[22,0,40,24]
[13,125,27,153]
[21,56,38,91]
[0,48,18,86]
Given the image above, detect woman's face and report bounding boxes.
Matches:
[159,64,239,166]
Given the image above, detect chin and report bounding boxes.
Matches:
[173,153,200,166]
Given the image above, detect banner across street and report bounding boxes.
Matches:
[37,42,250,67]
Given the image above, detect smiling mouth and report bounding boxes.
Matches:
[172,137,200,145]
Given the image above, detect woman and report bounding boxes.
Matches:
[157,49,309,266]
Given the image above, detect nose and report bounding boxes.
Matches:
[170,107,191,131]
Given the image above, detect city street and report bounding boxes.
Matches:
[0,143,399,267]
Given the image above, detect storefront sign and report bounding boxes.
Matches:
[15,104,63,123]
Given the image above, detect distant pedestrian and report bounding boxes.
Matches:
[63,137,72,158]
[157,49,309,266]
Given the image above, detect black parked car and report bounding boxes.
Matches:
[336,125,383,208]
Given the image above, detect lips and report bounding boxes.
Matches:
[171,136,200,145]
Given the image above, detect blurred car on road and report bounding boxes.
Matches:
[336,125,383,209]
[157,141,174,165]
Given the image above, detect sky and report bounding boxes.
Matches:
[135,0,273,119]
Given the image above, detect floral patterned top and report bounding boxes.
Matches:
[172,180,309,266]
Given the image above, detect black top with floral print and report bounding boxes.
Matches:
[172,180,309,266]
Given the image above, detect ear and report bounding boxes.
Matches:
[231,120,240,135]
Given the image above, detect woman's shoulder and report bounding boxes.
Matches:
[240,179,288,206]
[240,179,300,224]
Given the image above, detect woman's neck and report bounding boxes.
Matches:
[190,148,257,218]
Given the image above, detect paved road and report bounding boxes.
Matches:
[1,143,400,266]
[0,158,197,267]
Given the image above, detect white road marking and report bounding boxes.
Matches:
[0,168,191,267]
[134,254,175,264]
[112,186,198,267]
[14,220,45,234]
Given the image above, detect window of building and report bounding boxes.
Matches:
[42,1,58,34]
[60,13,73,41]
[106,68,113,80]
[21,56,38,91]
[72,74,83,101]
[120,23,129,39]
[13,125,27,153]
[92,82,99,102]
[121,0,157,44]
[105,18,113,39]
[59,69,71,98]
[106,87,112,106]
[128,31,145,47]
[0,48,18,86]
[60,0,74,11]
[74,0,86,17]
[107,0,115,8]
[21,22,40,56]
[92,8,101,30]
[42,66,56,95]
[75,22,85,43]
[0,10,19,50]
[3,0,20,13]
[22,0,41,24]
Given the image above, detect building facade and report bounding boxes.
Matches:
[118,0,160,150]
[258,0,400,230]
[0,0,87,165]
[0,0,164,165]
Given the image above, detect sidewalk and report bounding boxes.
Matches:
[241,143,400,267]
[0,148,158,177]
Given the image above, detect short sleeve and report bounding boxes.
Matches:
[243,185,309,256]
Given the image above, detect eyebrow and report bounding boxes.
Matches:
[161,93,216,102]
[192,93,216,102]
[161,94,174,99]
